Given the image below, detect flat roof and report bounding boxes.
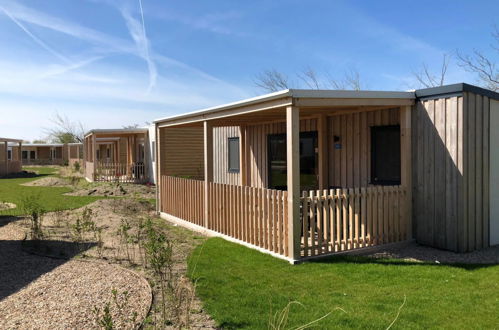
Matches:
[0,137,23,143]
[84,128,148,137]
[154,89,415,124]
[23,143,64,147]
[416,83,499,100]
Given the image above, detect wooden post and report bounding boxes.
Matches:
[240,125,247,186]
[204,121,213,228]
[318,114,329,190]
[400,105,412,239]
[92,134,97,181]
[287,105,301,261]
[4,140,8,173]
[156,125,162,213]
[18,141,22,165]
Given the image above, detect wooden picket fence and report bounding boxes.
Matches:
[161,176,205,226]
[95,162,146,183]
[208,183,289,256]
[300,186,407,257]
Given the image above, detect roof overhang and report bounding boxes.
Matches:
[23,144,64,147]
[0,137,23,143]
[84,128,148,138]
[154,89,415,128]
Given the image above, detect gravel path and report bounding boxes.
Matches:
[356,241,499,264]
[0,217,152,329]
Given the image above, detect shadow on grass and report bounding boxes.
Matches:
[0,239,95,300]
[0,171,50,180]
[307,254,497,270]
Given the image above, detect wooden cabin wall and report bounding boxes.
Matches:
[38,147,50,159]
[328,108,399,188]
[159,127,204,180]
[213,126,241,185]
[214,109,401,189]
[245,118,318,188]
[119,138,127,163]
[412,93,490,252]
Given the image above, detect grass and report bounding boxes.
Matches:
[0,166,102,216]
[188,238,499,329]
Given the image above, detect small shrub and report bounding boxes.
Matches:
[73,161,81,172]
[20,193,46,240]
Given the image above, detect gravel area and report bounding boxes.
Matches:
[356,241,499,264]
[0,202,16,211]
[22,177,70,187]
[0,217,152,329]
[65,183,155,199]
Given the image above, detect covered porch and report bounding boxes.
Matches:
[155,90,414,262]
[0,137,22,176]
[83,129,149,183]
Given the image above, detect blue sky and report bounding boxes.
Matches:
[0,0,497,141]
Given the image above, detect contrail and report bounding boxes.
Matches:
[137,0,157,93]
[0,5,71,64]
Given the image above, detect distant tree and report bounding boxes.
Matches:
[123,124,140,129]
[457,26,499,91]
[412,54,450,88]
[32,139,47,144]
[45,113,85,143]
[254,67,363,93]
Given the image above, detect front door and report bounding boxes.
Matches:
[268,131,318,190]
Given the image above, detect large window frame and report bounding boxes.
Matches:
[227,137,240,173]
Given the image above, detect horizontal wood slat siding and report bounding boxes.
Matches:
[301,186,407,257]
[328,108,399,188]
[213,126,240,185]
[412,94,490,252]
[160,176,205,226]
[159,127,204,180]
[208,182,289,255]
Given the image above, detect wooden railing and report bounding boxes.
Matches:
[161,176,205,225]
[95,162,147,183]
[208,183,289,256]
[300,186,408,257]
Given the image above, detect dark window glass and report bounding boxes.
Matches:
[228,137,240,172]
[22,151,28,159]
[268,131,318,190]
[371,125,401,185]
[7,150,11,160]
[30,151,36,159]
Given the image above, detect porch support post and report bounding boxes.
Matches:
[4,140,8,173]
[18,141,22,164]
[204,121,213,228]
[318,113,329,190]
[155,125,162,213]
[92,134,97,180]
[400,105,412,239]
[286,105,301,261]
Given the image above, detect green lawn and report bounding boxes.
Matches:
[0,167,102,216]
[188,238,499,329]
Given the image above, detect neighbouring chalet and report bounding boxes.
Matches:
[153,83,499,263]
[0,137,23,176]
[83,128,155,184]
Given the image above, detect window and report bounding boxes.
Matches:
[7,150,11,160]
[228,137,240,172]
[267,131,318,190]
[106,147,111,159]
[371,125,401,185]
[22,151,28,159]
[30,151,36,159]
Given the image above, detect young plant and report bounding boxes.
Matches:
[20,193,46,240]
